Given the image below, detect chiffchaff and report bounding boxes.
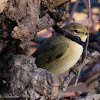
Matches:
[32,23,88,74]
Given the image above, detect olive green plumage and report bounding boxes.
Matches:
[32,23,88,74]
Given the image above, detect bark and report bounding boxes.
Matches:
[0,0,99,100]
[41,0,71,14]
[0,0,70,100]
[2,54,63,100]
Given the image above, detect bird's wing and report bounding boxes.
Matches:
[32,34,69,67]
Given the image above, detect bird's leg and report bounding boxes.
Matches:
[69,67,79,75]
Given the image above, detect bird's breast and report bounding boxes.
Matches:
[47,40,83,74]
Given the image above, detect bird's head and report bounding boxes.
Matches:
[63,23,88,42]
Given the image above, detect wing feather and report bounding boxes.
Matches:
[32,34,69,67]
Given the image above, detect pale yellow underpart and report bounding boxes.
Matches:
[46,39,84,74]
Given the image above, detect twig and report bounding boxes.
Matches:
[83,0,94,30]
[65,2,70,12]
[54,73,74,100]
[85,0,91,58]
[75,0,91,86]
[83,0,89,9]
[76,94,100,100]
[70,0,80,18]
[61,91,92,97]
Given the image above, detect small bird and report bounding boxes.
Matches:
[32,23,88,74]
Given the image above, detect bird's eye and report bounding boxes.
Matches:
[74,30,79,34]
